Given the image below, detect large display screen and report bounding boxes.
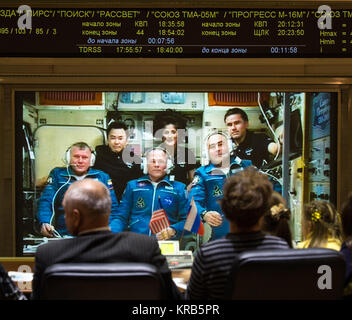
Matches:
[1,7,351,57]
[15,90,337,255]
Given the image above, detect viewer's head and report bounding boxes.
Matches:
[107,121,129,153]
[262,192,293,247]
[302,200,342,248]
[62,179,112,236]
[341,192,352,246]
[154,110,187,148]
[69,142,94,176]
[224,108,249,142]
[221,167,273,230]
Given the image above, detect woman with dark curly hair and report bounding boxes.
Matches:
[186,167,289,300]
[153,109,198,186]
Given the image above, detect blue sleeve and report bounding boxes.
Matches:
[109,182,132,233]
[37,169,58,224]
[188,171,207,217]
[170,184,190,236]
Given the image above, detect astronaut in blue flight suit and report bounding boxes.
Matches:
[38,142,119,237]
[110,147,189,240]
[189,131,252,241]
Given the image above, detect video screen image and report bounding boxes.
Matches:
[16,91,335,255]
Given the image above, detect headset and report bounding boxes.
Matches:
[203,129,233,165]
[141,147,174,175]
[63,142,96,167]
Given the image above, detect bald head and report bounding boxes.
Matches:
[63,179,112,235]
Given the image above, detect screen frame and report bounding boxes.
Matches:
[1,59,351,256]
[12,85,339,256]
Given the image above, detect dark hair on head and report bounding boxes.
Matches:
[153,109,187,136]
[303,200,342,248]
[221,167,273,229]
[262,192,293,248]
[106,121,128,137]
[341,192,352,248]
[224,107,249,123]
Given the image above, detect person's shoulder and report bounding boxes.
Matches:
[94,145,111,158]
[36,237,73,258]
[194,164,210,175]
[199,238,233,255]
[262,234,291,248]
[327,237,342,251]
[89,167,110,178]
[119,231,158,246]
[94,144,106,152]
[194,166,203,175]
[48,167,67,177]
[128,176,149,187]
[190,165,213,185]
[170,180,186,190]
[120,231,148,239]
[249,131,263,138]
[252,131,273,143]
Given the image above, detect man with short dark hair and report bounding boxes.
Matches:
[187,168,289,300]
[32,179,181,300]
[94,121,142,202]
[224,107,280,168]
[38,142,118,237]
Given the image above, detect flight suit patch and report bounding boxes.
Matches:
[245,147,253,156]
[213,185,223,197]
[190,176,200,188]
[107,179,114,190]
[163,196,173,207]
[136,197,146,209]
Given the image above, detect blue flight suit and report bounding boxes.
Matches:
[37,167,119,236]
[110,175,189,238]
[189,159,252,240]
